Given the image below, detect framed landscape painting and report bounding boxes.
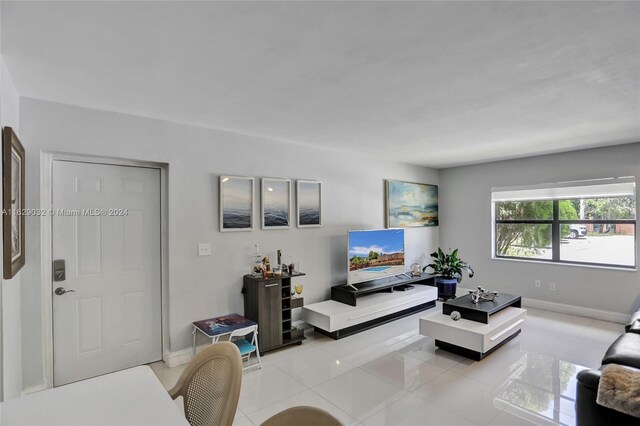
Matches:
[3,127,25,279]
[261,178,291,229]
[386,180,438,228]
[297,180,322,228]
[220,175,254,232]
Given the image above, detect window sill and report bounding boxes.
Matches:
[491,256,637,272]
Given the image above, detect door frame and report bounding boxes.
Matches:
[40,152,169,389]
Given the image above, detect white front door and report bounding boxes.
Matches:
[52,160,162,386]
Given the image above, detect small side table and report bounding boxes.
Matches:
[192,313,257,356]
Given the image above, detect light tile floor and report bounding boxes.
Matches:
[150,304,624,426]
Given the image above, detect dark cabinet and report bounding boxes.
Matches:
[259,279,282,350]
[243,273,305,352]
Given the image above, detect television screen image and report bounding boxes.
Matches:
[348,229,405,285]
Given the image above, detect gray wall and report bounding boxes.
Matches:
[439,143,640,315]
[1,57,22,400]
[19,98,439,389]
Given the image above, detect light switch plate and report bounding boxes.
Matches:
[198,243,212,256]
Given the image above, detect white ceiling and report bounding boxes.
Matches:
[2,1,639,168]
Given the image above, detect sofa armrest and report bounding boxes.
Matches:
[577,369,601,391]
[576,367,639,426]
[602,333,640,369]
[625,310,640,332]
[627,320,640,334]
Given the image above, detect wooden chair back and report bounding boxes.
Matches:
[169,342,242,426]
[261,405,343,426]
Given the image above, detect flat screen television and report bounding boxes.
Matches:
[347,229,405,286]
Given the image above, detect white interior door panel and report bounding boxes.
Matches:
[52,161,161,386]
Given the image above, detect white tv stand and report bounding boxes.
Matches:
[302,274,437,339]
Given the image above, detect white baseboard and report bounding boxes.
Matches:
[163,340,222,368]
[522,297,630,324]
[164,347,196,368]
[22,383,48,396]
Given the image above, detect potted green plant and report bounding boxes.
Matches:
[423,248,474,300]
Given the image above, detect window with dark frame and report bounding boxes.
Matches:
[492,179,636,269]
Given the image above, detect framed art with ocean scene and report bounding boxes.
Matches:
[297,180,322,228]
[220,175,254,232]
[2,127,25,279]
[386,179,438,228]
[261,178,291,229]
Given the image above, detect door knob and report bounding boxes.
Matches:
[54,287,75,296]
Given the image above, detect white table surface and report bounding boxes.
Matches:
[420,306,525,332]
[0,366,189,426]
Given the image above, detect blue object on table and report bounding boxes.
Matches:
[192,313,257,337]
[192,313,262,370]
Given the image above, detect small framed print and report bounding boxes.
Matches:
[296,180,322,228]
[220,175,254,232]
[3,127,25,279]
[261,178,291,229]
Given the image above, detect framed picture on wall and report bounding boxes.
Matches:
[385,179,438,228]
[261,178,291,229]
[3,127,25,279]
[296,180,322,228]
[219,175,254,232]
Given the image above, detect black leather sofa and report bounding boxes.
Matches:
[575,309,640,425]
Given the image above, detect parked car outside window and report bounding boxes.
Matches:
[568,224,587,239]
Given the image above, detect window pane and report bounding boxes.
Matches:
[496,224,552,259]
[497,201,553,220]
[559,196,636,220]
[560,223,635,267]
[558,200,579,220]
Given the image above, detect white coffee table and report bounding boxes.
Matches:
[419,306,526,360]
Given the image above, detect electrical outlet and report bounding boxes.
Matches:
[198,243,212,257]
[534,280,541,288]
[550,282,557,291]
